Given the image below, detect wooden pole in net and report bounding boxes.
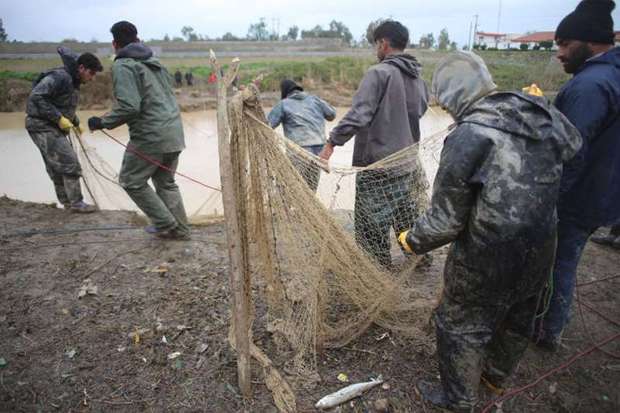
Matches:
[209,51,252,398]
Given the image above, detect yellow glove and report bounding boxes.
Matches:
[398,231,413,253]
[58,116,74,132]
[522,83,544,97]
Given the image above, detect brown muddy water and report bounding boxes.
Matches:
[0,108,453,216]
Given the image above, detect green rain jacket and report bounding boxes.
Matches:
[101,43,185,154]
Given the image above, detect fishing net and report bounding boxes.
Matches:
[69,129,223,225]
[68,83,452,410]
[224,86,453,398]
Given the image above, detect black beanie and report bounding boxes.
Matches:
[556,0,616,44]
[280,79,303,99]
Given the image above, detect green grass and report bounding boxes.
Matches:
[0,70,38,81]
[0,51,570,94]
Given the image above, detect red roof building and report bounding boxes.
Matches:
[513,31,620,44]
[512,32,555,43]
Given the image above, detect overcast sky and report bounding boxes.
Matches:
[1,0,619,46]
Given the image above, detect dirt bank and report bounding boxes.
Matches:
[0,74,355,113]
[0,196,618,412]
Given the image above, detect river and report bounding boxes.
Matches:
[0,108,453,217]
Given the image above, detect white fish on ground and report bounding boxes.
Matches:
[315,376,384,410]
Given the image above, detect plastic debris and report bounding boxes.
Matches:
[77,279,98,298]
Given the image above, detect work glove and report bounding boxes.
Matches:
[88,116,104,131]
[57,116,74,132]
[397,230,414,254]
[522,83,544,97]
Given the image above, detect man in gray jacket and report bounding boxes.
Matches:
[319,20,429,268]
[268,79,336,191]
[398,52,581,412]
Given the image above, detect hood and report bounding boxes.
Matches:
[57,46,80,87]
[280,79,304,99]
[115,42,154,61]
[287,91,308,100]
[579,45,620,73]
[381,53,421,78]
[462,92,582,159]
[431,51,497,118]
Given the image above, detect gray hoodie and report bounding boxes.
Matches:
[329,53,429,167]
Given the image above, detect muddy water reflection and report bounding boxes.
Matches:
[0,108,452,215]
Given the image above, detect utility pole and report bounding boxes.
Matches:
[472,14,479,49]
[468,20,473,50]
[497,0,503,33]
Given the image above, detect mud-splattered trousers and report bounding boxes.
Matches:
[26,117,83,205]
[119,149,189,234]
[434,237,555,410]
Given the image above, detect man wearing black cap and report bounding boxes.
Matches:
[538,0,620,350]
[268,79,336,191]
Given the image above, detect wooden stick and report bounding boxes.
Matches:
[210,51,252,398]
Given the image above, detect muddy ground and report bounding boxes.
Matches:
[0,196,618,412]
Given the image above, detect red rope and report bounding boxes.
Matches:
[576,274,620,287]
[100,130,221,192]
[480,331,620,413]
[576,297,620,328]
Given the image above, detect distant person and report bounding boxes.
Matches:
[268,79,336,191]
[174,69,183,88]
[87,21,190,240]
[208,72,217,84]
[398,51,581,412]
[537,0,620,351]
[319,20,429,268]
[185,71,194,86]
[25,46,103,213]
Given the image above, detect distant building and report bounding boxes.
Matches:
[512,32,556,49]
[512,31,620,49]
[474,31,523,49]
[475,32,505,49]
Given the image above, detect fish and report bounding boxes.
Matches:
[315,376,384,410]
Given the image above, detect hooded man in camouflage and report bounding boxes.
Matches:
[88,21,190,240]
[26,47,103,212]
[398,52,582,411]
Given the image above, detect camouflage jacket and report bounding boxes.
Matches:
[407,92,582,301]
[26,47,81,127]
